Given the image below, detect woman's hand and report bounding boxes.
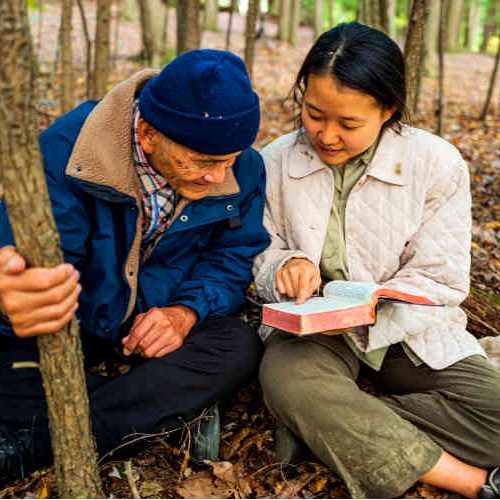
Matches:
[275,258,321,304]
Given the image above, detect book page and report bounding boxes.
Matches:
[323,281,381,303]
[265,295,366,316]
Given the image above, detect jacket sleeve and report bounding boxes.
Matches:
[169,153,271,323]
[252,149,312,303]
[366,155,472,350]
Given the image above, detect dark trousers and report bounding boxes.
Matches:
[0,316,262,468]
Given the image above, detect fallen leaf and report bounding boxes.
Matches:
[176,470,231,499]
[139,481,163,497]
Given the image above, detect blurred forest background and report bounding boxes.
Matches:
[1,0,499,497]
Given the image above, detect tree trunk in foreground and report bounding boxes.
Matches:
[0,2,103,497]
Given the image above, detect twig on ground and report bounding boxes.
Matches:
[124,460,141,499]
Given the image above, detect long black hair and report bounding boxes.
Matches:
[293,22,407,132]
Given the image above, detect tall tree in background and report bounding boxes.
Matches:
[327,0,334,29]
[480,2,496,53]
[244,0,259,80]
[437,0,446,135]
[60,0,74,113]
[479,35,500,120]
[445,0,463,51]
[289,0,301,46]
[76,0,92,98]
[313,0,323,38]
[138,0,155,64]
[225,0,237,49]
[204,0,219,31]
[464,0,480,51]
[92,0,112,98]
[379,0,390,34]
[177,0,200,54]
[278,0,291,42]
[0,1,103,497]
[404,0,429,119]
[423,0,440,77]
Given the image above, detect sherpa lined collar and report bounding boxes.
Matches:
[65,69,241,201]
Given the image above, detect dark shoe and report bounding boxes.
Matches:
[275,421,302,464]
[190,405,220,465]
[0,426,35,488]
[479,467,500,499]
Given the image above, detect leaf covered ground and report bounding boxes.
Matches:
[1,2,498,498]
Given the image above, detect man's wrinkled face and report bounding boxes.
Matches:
[138,119,241,200]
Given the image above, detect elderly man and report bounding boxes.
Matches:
[0,49,269,485]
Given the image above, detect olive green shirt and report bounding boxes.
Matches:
[319,139,422,371]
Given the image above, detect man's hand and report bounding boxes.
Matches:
[275,258,321,305]
[122,305,197,358]
[0,246,81,337]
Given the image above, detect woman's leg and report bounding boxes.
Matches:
[260,333,442,499]
[374,346,500,497]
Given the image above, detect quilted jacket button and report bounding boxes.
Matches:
[180,215,188,222]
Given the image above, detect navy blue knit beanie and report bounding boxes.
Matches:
[139,49,260,155]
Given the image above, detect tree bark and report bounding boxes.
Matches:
[480,2,496,53]
[60,0,74,114]
[368,0,381,29]
[445,0,463,52]
[177,0,200,55]
[379,0,390,33]
[327,0,334,29]
[244,0,259,81]
[92,0,112,98]
[204,0,219,31]
[278,0,291,42]
[479,37,500,120]
[465,0,480,51]
[0,2,103,497]
[288,0,301,45]
[437,0,446,135]
[404,0,429,120]
[76,0,92,99]
[138,0,155,64]
[225,0,237,49]
[423,0,439,77]
[313,0,323,38]
[387,0,396,38]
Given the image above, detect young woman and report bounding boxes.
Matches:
[253,22,500,499]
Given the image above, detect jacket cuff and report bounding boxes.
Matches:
[170,296,208,326]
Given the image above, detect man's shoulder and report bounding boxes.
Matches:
[232,146,265,192]
[40,100,99,152]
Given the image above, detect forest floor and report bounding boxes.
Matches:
[1,1,499,498]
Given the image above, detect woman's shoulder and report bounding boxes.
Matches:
[260,130,303,161]
[392,125,464,164]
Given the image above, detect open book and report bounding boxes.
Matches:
[262,281,437,335]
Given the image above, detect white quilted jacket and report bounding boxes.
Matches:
[253,126,485,369]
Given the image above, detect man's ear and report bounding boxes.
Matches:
[137,119,158,154]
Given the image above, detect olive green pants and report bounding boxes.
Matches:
[260,333,500,498]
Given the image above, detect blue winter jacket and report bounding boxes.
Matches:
[0,70,270,344]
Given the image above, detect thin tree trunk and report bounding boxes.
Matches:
[278,0,291,41]
[177,0,200,54]
[60,0,74,114]
[445,0,463,52]
[225,0,237,49]
[479,36,500,120]
[162,0,169,52]
[369,0,381,29]
[437,0,446,135]
[379,0,390,33]
[404,0,429,121]
[92,0,112,98]
[288,0,301,45]
[327,0,334,28]
[313,0,323,38]
[76,0,92,99]
[465,0,480,51]
[204,0,219,31]
[480,3,496,53]
[423,0,439,77]
[0,2,103,497]
[244,0,259,81]
[138,0,154,64]
[112,0,122,69]
[387,0,396,38]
